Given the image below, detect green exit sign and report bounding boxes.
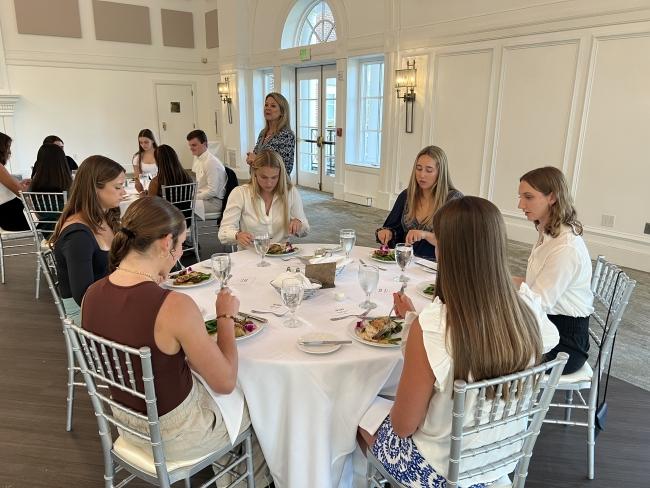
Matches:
[299,47,311,61]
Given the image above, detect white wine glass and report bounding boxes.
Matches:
[281,277,304,328]
[358,263,379,310]
[211,253,231,289]
[340,229,356,259]
[395,243,413,282]
[253,232,271,267]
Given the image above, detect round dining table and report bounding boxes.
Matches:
[171,244,441,487]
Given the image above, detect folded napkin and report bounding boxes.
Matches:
[270,271,322,290]
[192,372,245,445]
[359,397,394,435]
[308,255,353,269]
[414,257,437,271]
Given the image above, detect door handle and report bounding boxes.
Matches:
[316,135,323,148]
[162,122,167,131]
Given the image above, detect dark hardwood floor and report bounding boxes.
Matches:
[1,253,648,487]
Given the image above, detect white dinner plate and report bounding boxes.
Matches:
[347,318,403,348]
[368,253,397,264]
[297,332,341,354]
[205,315,265,342]
[415,280,436,300]
[266,247,300,258]
[166,275,215,289]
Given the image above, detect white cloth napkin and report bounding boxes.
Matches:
[308,255,353,269]
[414,257,437,271]
[359,396,394,435]
[270,271,322,290]
[192,372,245,445]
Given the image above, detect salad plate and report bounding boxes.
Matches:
[266,242,300,257]
[415,281,436,299]
[166,270,214,288]
[204,314,265,341]
[348,316,403,348]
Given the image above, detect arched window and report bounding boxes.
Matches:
[282,0,338,49]
[297,1,337,46]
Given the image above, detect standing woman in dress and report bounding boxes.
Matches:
[246,93,296,176]
[132,129,158,193]
[517,166,594,374]
[49,156,127,323]
[376,146,462,260]
[0,132,30,231]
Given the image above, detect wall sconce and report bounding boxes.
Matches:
[395,60,417,133]
[218,77,233,124]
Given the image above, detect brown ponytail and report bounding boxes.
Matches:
[109,196,186,271]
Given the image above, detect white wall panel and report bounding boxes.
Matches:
[432,49,493,197]
[575,34,650,236]
[491,41,579,212]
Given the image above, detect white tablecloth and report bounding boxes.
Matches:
[173,244,436,487]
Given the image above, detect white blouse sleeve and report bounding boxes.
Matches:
[528,244,581,313]
[518,283,560,354]
[418,298,453,392]
[217,187,245,244]
[289,186,309,237]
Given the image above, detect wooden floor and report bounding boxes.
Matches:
[1,252,648,487]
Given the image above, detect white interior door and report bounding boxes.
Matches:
[296,65,336,192]
[155,83,196,169]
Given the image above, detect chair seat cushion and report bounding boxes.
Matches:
[113,436,216,475]
[558,361,593,384]
[0,230,33,239]
[203,212,221,220]
[492,474,512,487]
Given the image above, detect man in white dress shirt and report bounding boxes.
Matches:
[186,129,227,215]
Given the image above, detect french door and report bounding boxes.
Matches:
[295,65,336,192]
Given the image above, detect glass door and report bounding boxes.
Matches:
[296,65,336,192]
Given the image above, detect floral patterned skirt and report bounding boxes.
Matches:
[370,417,486,488]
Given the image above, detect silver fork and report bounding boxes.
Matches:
[359,258,387,272]
[330,310,371,321]
[251,308,289,317]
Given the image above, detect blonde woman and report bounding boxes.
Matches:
[359,197,558,487]
[219,149,308,247]
[246,93,296,175]
[376,146,462,260]
[517,166,593,374]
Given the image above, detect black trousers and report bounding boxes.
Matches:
[544,314,590,374]
[0,197,29,231]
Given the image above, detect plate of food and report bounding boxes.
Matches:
[204,314,264,341]
[348,316,403,348]
[415,281,436,299]
[167,268,214,288]
[266,241,300,257]
[369,244,396,264]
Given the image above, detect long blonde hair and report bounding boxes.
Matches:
[520,166,583,238]
[405,146,456,227]
[263,93,291,134]
[250,150,291,228]
[432,197,542,385]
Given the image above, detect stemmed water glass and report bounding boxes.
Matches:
[281,278,304,328]
[211,253,231,289]
[340,229,356,259]
[395,243,413,282]
[253,232,271,267]
[139,174,150,192]
[358,263,379,310]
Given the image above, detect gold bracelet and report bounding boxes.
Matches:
[216,314,236,322]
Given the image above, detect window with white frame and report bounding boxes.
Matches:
[297,1,337,46]
[356,60,384,168]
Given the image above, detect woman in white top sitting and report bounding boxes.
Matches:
[218,149,309,248]
[358,196,559,487]
[132,129,158,194]
[517,166,594,374]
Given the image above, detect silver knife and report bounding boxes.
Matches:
[239,312,269,324]
[299,340,352,346]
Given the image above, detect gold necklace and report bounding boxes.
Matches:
[116,266,157,283]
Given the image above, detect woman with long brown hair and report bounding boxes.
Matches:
[49,155,126,322]
[517,166,593,374]
[376,145,462,260]
[219,149,308,248]
[0,132,30,231]
[132,129,158,193]
[359,197,558,487]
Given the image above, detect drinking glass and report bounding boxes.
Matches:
[210,253,231,289]
[281,278,304,328]
[358,263,379,310]
[395,243,413,282]
[253,233,271,267]
[339,229,356,259]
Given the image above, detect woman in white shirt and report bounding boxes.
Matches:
[517,166,593,374]
[359,196,558,487]
[218,149,309,247]
[132,129,158,194]
[0,132,30,231]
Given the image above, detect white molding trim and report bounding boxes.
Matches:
[0,94,20,116]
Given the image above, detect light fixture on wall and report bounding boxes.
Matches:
[218,77,233,124]
[395,60,417,133]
